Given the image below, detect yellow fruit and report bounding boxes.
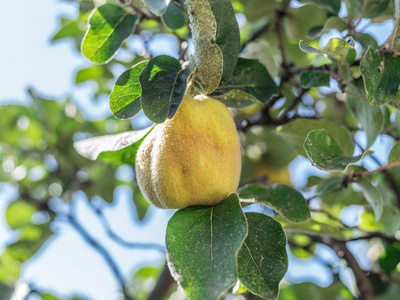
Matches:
[255,161,291,186]
[135,94,242,209]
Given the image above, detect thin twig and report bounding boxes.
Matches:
[68,214,135,300]
[344,90,367,98]
[389,17,400,51]
[88,202,165,253]
[361,162,400,177]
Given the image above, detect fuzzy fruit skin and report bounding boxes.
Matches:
[135,94,241,209]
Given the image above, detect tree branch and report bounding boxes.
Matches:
[87,202,165,253]
[147,262,175,300]
[310,236,374,300]
[67,213,135,300]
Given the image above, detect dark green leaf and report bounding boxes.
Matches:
[379,243,400,273]
[82,4,138,64]
[208,0,240,81]
[110,61,147,119]
[354,33,379,50]
[161,2,186,30]
[0,283,13,300]
[304,129,370,172]
[73,126,153,166]
[5,201,36,230]
[139,55,193,123]
[355,178,383,221]
[360,47,400,106]
[166,194,248,300]
[307,17,347,39]
[316,177,342,195]
[389,142,400,163]
[298,0,341,15]
[187,0,223,94]
[143,0,170,16]
[348,0,390,19]
[300,71,330,88]
[214,58,278,104]
[237,213,288,299]
[238,184,310,223]
[279,119,355,157]
[284,5,327,40]
[346,82,384,148]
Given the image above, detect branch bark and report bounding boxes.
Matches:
[311,236,374,300]
[147,262,175,300]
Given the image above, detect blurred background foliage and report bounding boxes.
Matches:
[1,0,400,299]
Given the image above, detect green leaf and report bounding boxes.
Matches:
[304,129,370,172]
[139,55,193,123]
[212,90,259,108]
[187,0,223,94]
[307,17,347,39]
[207,0,240,81]
[299,38,354,60]
[300,71,330,88]
[279,119,355,157]
[354,33,379,50]
[166,194,248,300]
[52,18,85,41]
[237,213,288,299]
[110,61,147,119]
[348,0,391,19]
[284,5,327,40]
[214,58,278,104]
[161,2,186,30]
[5,201,36,230]
[389,142,400,163]
[379,243,400,273]
[354,178,383,221]
[346,82,384,148]
[76,65,114,84]
[73,126,153,166]
[0,283,13,300]
[143,0,170,16]
[360,205,400,235]
[298,0,341,15]
[316,177,342,195]
[238,184,310,223]
[133,183,150,220]
[276,216,345,239]
[82,4,138,64]
[360,47,400,106]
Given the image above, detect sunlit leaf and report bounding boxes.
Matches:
[110,61,147,119]
[82,4,138,64]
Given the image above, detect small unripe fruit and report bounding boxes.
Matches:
[135,94,241,209]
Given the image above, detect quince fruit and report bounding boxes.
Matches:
[135,94,241,209]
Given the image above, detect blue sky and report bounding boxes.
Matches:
[0,0,396,299]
